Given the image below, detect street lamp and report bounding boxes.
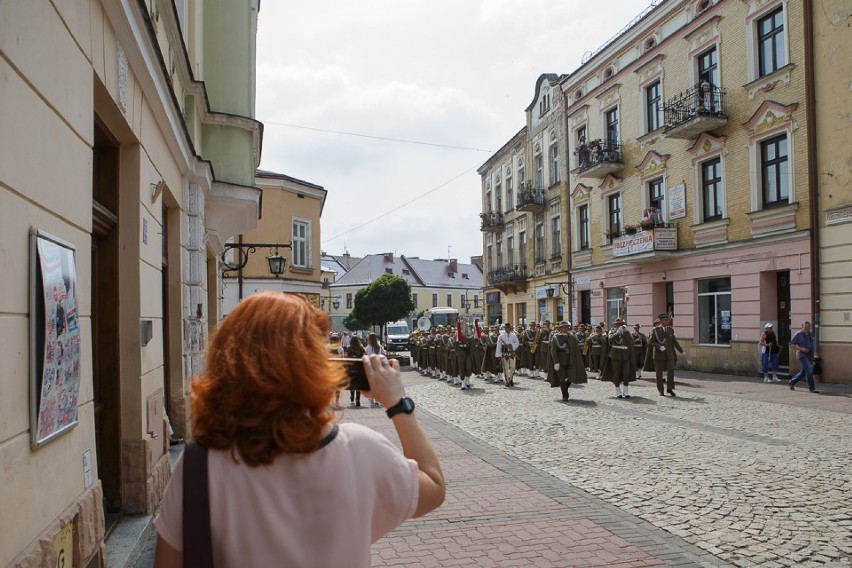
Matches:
[545,281,573,322]
[221,241,292,277]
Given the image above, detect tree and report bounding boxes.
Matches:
[351,274,415,330]
[342,312,367,332]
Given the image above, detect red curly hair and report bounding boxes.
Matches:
[191,291,345,466]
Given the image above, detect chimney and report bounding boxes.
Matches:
[384,253,394,263]
[449,259,458,273]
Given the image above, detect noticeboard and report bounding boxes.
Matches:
[30,229,81,448]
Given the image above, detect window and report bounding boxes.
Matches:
[578,204,590,250]
[505,176,513,212]
[551,216,562,257]
[346,293,353,309]
[646,80,662,132]
[485,190,492,212]
[402,269,410,275]
[605,107,619,145]
[519,230,527,264]
[535,223,545,263]
[518,167,526,189]
[757,7,785,77]
[608,193,622,241]
[385,268,393,274]
[474,295,480,308]
[761,134,789,208]
[698,46,718,87]
[534,154,544,189]
[412,293,418,307]
[507,236,514,266]
[549,143,560,185]
[447,294,452,307]
[606,287,626,327]
[698,277,731,345]
[292,220,309,268]
[702,157,723,221]
[486,244,493,270]
[432,293,438,308]
[648,178,665,225]
[496,238,503,267]
[496,182,502,214]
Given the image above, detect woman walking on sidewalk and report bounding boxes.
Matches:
[153,292,445,568]
[759,323,781,383]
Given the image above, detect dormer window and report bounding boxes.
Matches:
[604,67,615,80]
[402,269,410,275]
[385,268,393,274]
[462,273,469,279]
[644,36,657,51]
[449,273,456,278]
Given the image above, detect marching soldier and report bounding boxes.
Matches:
[481,324,500,382]
[437,326,450,380]
[600,317,637,398]
[547,321,588,400]
[630,323,648,379]
[519,321,537,377]
[586,324,608,377]
[495,322,520,387]
[645,314,684,396]
[455,322,475,390]
[535,320,552,379]
[427,327,439,377]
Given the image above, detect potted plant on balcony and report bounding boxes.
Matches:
[624,224,638,235]
[606,228,621,240]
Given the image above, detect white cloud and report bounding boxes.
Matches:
[256,0,652,261]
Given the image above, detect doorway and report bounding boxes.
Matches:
[91,121,122,521]
[579,290,591,324]
[776,271,791,368]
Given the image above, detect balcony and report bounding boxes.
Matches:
[516,185,547,213]
[487,263,528,294]
[480,211,505,232]
[663,82,728,140]
[572,139,624,178]
[607,227,678,263]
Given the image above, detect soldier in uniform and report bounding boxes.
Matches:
[437,326,449,380]
[495,322,520,387]
[455,322,475,390]
[535,320,552,379]
[446,326,459,386]
[586,324,608,377]
[427,327,439,377]
[645,314,684,396]
[547,321,588,400]
[630,323,648,379]
[519,321,537,377]
[481,324,500,382]
[600,317,637,398]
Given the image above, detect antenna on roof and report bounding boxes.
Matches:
[447,245,452,260]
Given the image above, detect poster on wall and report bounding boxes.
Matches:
[30,229,81,448]
[668,183,686,220]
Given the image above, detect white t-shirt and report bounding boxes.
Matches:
[154,423,419,567]
[365,344,385,355]
[495,331,519,357]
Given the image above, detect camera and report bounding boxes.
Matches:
[329,357,370,391]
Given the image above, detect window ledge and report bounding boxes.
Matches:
[693,343,731,348]
[289,266,314,274]
[691,217,729,248]
[743,63,795,101]
[747,201,798,237]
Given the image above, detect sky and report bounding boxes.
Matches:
[255,0,654,263]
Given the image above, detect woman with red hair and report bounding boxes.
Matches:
[153,291,444,567]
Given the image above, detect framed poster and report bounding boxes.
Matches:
[30,229,81,448]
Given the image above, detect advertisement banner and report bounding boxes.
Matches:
[613,231,654,257]
[669,183,686,219]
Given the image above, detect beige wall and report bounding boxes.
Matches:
[813,0,852,382]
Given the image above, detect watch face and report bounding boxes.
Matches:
[401,397,415,413]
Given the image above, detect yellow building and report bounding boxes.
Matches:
[222,170,327,316]
[479,74,571,327]
[812,0,852,383]
[561,0,815,376]
[0,0,262,565]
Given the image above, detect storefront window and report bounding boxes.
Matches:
[698,277,731,345]
[606,287,626,327]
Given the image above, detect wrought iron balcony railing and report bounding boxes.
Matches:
[573,139,624,177]
[516,186,547,211]
[487,263,528,285]
[480,211,505,232]
[663,82,728,139]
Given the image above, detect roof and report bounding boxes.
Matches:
[332,254,483,289]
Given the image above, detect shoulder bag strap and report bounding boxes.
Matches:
[183,442,214,568]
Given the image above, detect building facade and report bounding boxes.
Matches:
[221,170,326,317]
[563,0,815,376]
[479,74,571,328]
[331,254,484,332]
[1,0,262,565]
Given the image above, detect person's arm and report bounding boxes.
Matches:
[154,537,181,568]
[362,355,445,518]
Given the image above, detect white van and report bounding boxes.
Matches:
[384,320,411,352]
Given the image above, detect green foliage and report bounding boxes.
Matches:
[342,312,367,332]
[352,274,415,327]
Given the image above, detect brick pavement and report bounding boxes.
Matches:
[344,371,727,567]
[374,368,852,567]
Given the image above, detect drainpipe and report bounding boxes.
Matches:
[803,0,822,377]
[562,88,575,325]
[238,234,245,301]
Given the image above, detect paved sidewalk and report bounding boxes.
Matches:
[129,369,852,567]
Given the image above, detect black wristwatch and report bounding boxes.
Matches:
[386,396,415,419]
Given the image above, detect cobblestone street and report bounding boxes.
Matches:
[390,369,852,567]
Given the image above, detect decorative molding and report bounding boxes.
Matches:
[743,99,799,136]
[688,132,728,164]
[743,64,795,101]
[117,42,128,113]
[635,151,671,178]
[571,183,592,202]
[825,203,852,226]
[747,202,799,238]
[690,217,729,248]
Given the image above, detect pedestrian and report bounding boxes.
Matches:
[365,333,385,406]
[495,322,520,387]
[346,336,366,406]
[329,333,344,409]
[341,331,351,350]
[152,291,445,567]
[645,314,684,396]
[789,321,819,393]
[759,323,781,383]
[600,317,637,398]
[631,323,648,379]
